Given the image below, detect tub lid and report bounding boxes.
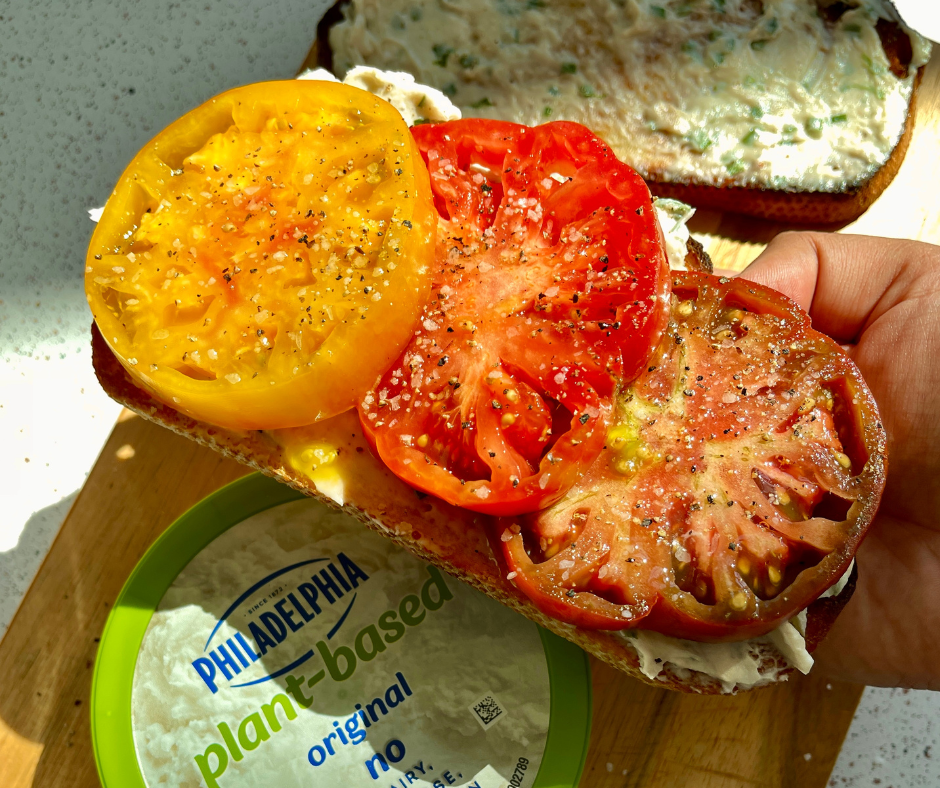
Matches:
[92,473,591,788]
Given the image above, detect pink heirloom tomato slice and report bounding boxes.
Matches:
[500,272,887,640]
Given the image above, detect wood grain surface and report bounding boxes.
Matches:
[0,412,250,787]
[2,42,939,788]
[0,412,863,788]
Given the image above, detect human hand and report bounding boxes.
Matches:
[740,232,940,690]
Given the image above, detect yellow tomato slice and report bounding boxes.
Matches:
[86,81,435,430]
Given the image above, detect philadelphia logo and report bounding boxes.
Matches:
[192,552,369,694]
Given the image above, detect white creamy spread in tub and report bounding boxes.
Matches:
[132,499,554,787]
[330,0,931,191]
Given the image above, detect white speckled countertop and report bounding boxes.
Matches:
[0,1,936,786]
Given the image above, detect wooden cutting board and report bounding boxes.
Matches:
[2,44,939,788]
[0,411,866,788]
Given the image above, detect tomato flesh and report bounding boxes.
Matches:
[359,120,669,515]
[499,272,887,639]
[86,81,436,430]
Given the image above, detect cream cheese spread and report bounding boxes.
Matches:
[298,65,460,126]
[622,561,854,693]
[821,558,855,599]
[654,198,695,271]
[330,0,931,191]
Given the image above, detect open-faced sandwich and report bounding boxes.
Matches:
[85,72,885,693]
[318,0,931,223]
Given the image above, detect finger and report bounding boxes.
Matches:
[813,518,940,691]
[739,232,940,344]
[736,231,819,312]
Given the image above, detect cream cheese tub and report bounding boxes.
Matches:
[91,473,591,788]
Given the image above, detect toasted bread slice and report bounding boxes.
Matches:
[89,240,852,693]
[313,0,929,224]
[648,73,921,225]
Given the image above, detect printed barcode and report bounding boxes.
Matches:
[470,693,505,729]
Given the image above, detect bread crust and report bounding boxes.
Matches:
[306,4,923,225]
[90,240,849,695]
[684,235,713,273]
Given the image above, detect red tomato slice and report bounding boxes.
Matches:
[358,120,670,515]
[499,272,887,639]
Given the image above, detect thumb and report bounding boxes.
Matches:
[736,231,820,313]
[737,231,939,344]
